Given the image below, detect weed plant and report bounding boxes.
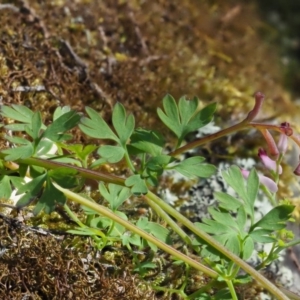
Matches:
[0,93,300,299]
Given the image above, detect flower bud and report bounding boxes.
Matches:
[246,92,265,122]
[259,129,279,157]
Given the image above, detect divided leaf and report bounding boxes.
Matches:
[112,102,135,146]
[157,94,181,137]
[99,183,131,211]
[178,96,199,125]
[242,236,254,260]
[97,145,125,163]
[214,192,242,211]
[33,177,66,215]
[218,166,260,226]
[146,155,173,171]
[192,237,224,262]
[251,205,294,231]
[53,106,71,120]
[221,166,260,221]
[36,138,57,157]
[93,211,128,237]
[1,105,46,131]
[125,174,148,195]
[48,167,78,188]
[222,165,248,201]
[79,107,119,142]
[194,219,240,259]
[15,174,47,208]
[128,128,165,156]
[180,98,216,136]
[136,217,171,251]
[246,168,259,215]
[195,206,250,259]
[215,231,241,256]
[235,206,247,232]
[0,175,12,199]
[195,219,232,235]
[66,144,97,162]
[42,110,80,142]
[207,207,239,230]
[157,94,216,144]
[147,221,171,244]
[122,232,142,247]
[1,104,34,124]
[249,229,276,243]
[27,111,42,139]
[173,156,216,178]
[2,138,34,161]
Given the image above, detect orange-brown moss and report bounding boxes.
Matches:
[0,215,157,299]
[0,0,295,126]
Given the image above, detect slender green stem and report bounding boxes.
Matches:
[230,265,240,279]
[169,120,248,157]
[63,203,106,246]
[64,203,86,228]
[168,120,288,158]
[226,280,238,300]
[275,154,284,184]
[227,261,238,278]
[257,242,277,270]
[1,154,126,186]
[124,146,136,172]
[106,220,116,237]
[146,191,289,300]
[145,196,192,245]
[53,182,218,279]
[151,285,186,298]
[260,184,277,207]
[188,279,220,299]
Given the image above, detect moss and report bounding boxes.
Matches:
[0,216,156,299]
[0,0,295,125]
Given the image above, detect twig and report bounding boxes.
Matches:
[56,38,112,107]
[11,85,46,92]
[128,10,149,55]
[98,26,108,49]
[0,4,19,12]
[58,39,87,69]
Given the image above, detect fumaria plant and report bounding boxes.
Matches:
[0,92,300,299]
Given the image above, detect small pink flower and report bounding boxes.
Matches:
[258,148,282,174]
[277,133,288,154]
[241,169,278,193]
[277,122,289,154]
